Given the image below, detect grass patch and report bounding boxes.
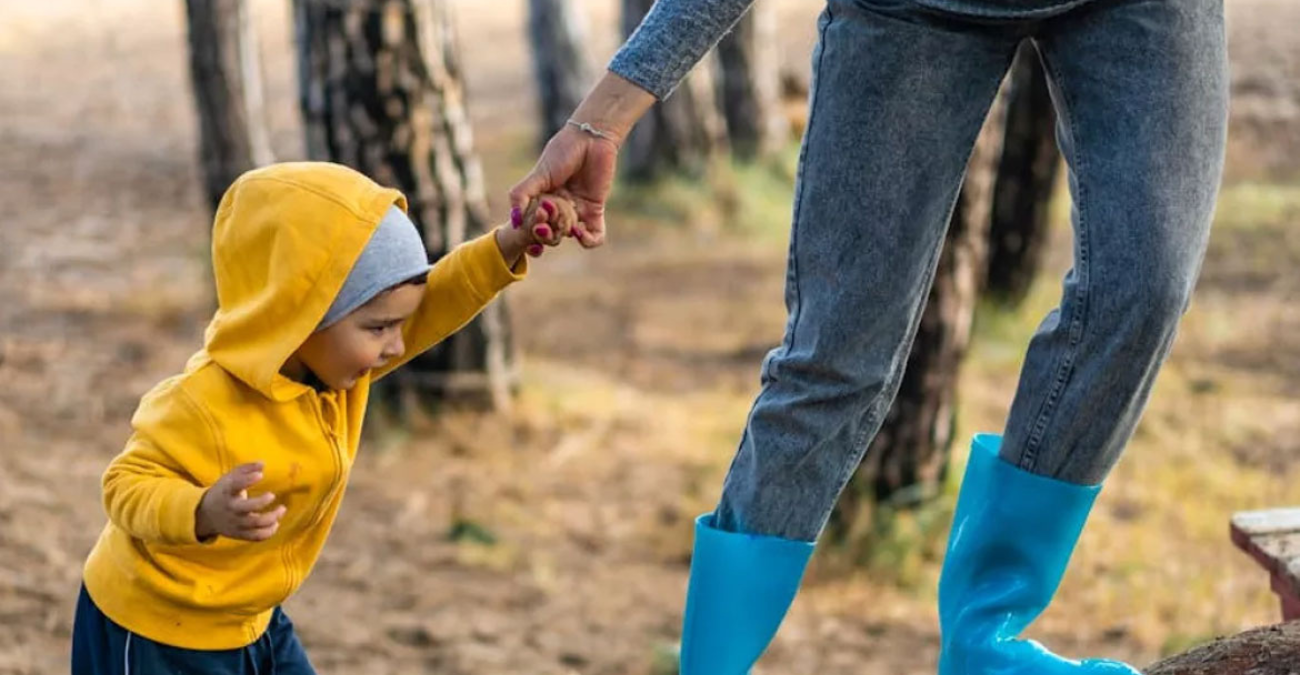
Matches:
[1211,181,1300,232]
[608,143,801,244]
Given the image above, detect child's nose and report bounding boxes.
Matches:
[383,335,405,360]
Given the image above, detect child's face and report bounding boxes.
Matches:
[285,283,425,390]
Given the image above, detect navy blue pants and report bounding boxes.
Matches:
[72,585,316,674]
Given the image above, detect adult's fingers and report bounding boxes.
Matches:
[572,202,607,248]
[509,168,552,216]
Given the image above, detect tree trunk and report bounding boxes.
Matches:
[986,42,1059,306]
[294,0,515,413]
[715,2,785,161]
[527,0,592,147]
[620,0,726,181]
[1143,622,1300,674]
[824,77,1012,552]
[185,0,274,211]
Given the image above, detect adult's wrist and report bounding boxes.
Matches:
[568,71,656,146]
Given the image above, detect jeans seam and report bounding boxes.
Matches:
[1022,40,1091,472]
[718,5,835,536]
[781,5,834,361]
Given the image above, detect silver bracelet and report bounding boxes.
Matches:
[566,119,618,142]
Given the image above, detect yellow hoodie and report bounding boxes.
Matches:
[82,162,525,649]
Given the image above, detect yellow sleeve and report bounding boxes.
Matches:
[102,380,217,546]
[373,231,527,380]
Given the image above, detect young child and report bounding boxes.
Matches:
[71,162,577,673]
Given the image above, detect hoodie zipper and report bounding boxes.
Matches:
[278,394,346,605]
[304,394,345,530]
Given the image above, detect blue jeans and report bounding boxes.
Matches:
[715,0,1227,541]
[72,584,316,675]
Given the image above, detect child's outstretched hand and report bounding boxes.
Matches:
[195,462,286,542]
[495,193,581,265]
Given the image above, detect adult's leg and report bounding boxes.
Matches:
[1000,0,1228,482]
[713,0,1020,542]
[938,3,1227,672]
[679,2,1020,673]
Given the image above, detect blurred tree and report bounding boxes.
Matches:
[184,0,274,211]
[715,2,785,161]
[825,76,1012,555]
[620,0,727,181]
[527,0,593,147]
[986,43,1059,306]
[294,0,515,414]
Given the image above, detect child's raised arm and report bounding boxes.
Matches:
[372,195,579,380]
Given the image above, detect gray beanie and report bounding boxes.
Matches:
[318,205,431,330]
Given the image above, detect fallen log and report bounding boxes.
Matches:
[1144,622,1300,675]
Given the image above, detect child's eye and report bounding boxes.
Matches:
[368,326,387,335]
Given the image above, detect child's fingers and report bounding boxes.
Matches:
[532,223,560,246]
[533,201,552,224]
[240,504,286,530]
[540,197,570,238]
[224,463,265,495]
[234,521,281,542]
[545,196,575,239]
[530,197,560,244]
[231,461,265,475]
[558,198,578,233]
[518,197,541,232]
[230,491,276,513]
[526,203,551,233]
[532,195,577,245]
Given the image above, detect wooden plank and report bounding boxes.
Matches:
[1231,508,1300,537]
[1230,508,1300,623]
[1287,557,1300,607]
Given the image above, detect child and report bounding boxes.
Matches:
[71,162,576,673]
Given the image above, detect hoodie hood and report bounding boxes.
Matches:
[202,162,407,401]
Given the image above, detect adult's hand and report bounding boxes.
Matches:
[509,72,656,249]
[509,129,619,249]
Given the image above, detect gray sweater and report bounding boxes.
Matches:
[608,0,757,100]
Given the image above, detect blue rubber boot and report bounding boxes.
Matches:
[678,513,815,675]
[938,434,1140,675]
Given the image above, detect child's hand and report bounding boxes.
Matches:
[195,462,286,542]
[527,195,580,250]
[497,194,580,264]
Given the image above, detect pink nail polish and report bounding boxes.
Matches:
[536,225,551,239]
[510,206,522,228]
[528,244,543,257]
[541,200,556,216]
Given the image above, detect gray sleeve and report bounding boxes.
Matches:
[608,0,756,100]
